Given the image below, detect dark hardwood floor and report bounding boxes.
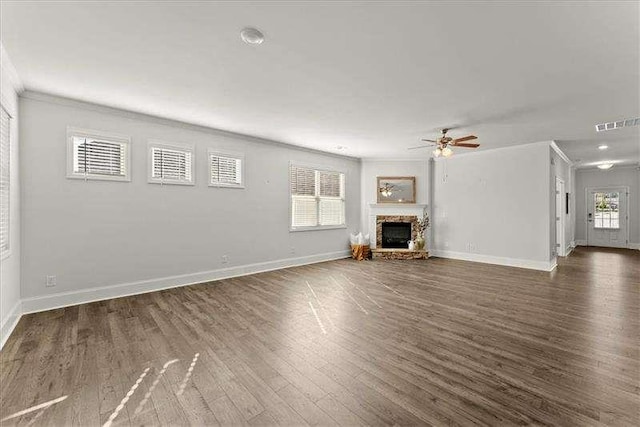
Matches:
[1,247,638,426]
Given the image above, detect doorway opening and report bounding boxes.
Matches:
[555,177,566,256]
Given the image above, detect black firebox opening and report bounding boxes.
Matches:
[381,222,412,248]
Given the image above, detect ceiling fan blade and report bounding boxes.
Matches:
[408,145,432,150]
[421,139,437,142]
[452,143,480,148]
[452,135,477,143]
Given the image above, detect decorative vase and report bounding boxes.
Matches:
[415,235,425,250]
[408,240,415,250]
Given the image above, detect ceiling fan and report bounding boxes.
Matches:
[409,128,479,157]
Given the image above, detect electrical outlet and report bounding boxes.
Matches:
[45,275,56,287]
[221,255,229,264]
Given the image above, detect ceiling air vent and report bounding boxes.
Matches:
[595,117,640,132]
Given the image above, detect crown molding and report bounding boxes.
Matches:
[20,90,361,162]
[550,141,573,165]
[575,163,640,171]
[431,140,553,162]
[360,158,428,163]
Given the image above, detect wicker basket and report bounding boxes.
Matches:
[350,244,370,261]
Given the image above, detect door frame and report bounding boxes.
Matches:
[555,177,566,256]
[585,186,630,248]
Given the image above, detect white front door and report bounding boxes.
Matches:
[587,188,628,248]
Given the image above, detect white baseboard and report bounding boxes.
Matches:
[564,245,574,257]
[431,250,556,271]
[1,299,22,349]
[21,250,350,315]
[573,240,639,250]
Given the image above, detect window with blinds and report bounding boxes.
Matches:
[0,107,10,257]
[148,142,194,185]
[67,128,130,181]
[290,164,345,230]
[209,150,244,188]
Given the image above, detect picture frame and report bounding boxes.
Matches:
[377,176,416,204]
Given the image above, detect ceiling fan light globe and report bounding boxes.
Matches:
[442,147,453,157]
[433,148,441,157]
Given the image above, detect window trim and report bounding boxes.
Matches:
[593,191,620,230]
[66,127,131,182]
[289,162,347,232]
[0,105,12,260]
[208,149,245,189]
[147,140,195,186]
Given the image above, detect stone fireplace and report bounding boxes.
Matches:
[375,215,419,248]
[368,204,428,260]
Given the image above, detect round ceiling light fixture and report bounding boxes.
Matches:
[240,28,265,45]
[598,144,608,150]
[597,163,614,170]
[441,147,453,158]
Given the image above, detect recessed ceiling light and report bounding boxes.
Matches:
[598,144,608,150]
[595,117,640,132]
[240,28,264,45]
[597,163,614,170]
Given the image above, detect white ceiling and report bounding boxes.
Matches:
[2,1,639,165]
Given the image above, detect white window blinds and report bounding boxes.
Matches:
[67,129,130,181]
[290,165,345,229]
[149,143,194,185]
[209,151,244,187]
[0,107,10,256]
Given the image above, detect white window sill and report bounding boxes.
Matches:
[67,173,130,182]
[209,183,245,189]
[290,225,347,232]
[148,179,195,186]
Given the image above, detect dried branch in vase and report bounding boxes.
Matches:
[416,208,430,237]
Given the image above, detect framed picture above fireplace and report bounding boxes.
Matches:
[377,176,416,204]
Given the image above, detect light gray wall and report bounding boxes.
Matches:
[432,141,552,266]
[0,46,22,345]
[20,94,361,300]
[360,160,428,235]
[575,166,640,246]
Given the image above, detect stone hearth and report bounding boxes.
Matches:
[372,248,428,260]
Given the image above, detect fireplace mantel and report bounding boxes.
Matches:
[368,203,428,210]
